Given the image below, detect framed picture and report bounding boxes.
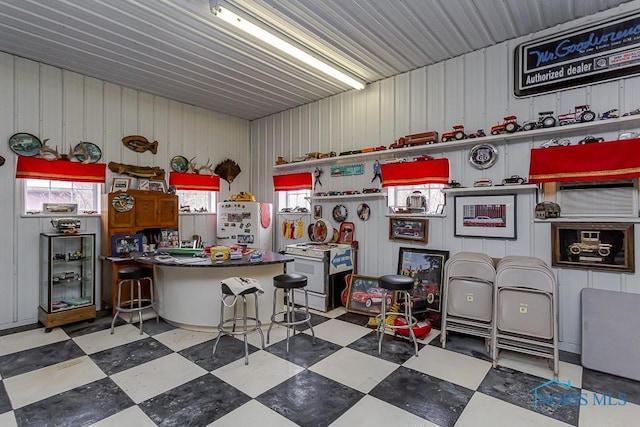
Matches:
[552,223,634,272]
[111,178,130,193]
[138,179,150,190]
[389,217,428,243]
[148,179,167,192]
[158,228,179,248]
[111,233,143,258]
[397,247,449,313]
[346,275,395,316]
[454,194,517,239]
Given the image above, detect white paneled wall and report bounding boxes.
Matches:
[250,7,640,353]
[0,53,250,330]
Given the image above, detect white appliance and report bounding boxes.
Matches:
[284,242,353,311]
[276,212,312,252]
[217,202,273,251]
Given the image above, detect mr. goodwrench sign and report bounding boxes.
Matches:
[514,12,640,97]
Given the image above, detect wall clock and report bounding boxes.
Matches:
[468,143,498,169]
[112,193,134,212]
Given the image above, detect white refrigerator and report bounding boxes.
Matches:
[216,202,273,251]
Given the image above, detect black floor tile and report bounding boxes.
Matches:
[266,333,341,368]
[347,330,422,364]
[477,366,580,426]
[290,311,331,332]
[257,370,364,427]
[369,365,474,427]
[560,350,581,365]
[0,340,85,379]
[13,377,134,427]
[432,332,492,362]
[89,337,174,375]
[582,367,640,406]
[180,336,260,371]
[335,312,370,327]
[0,381,11,414]
[139,374,251,426]
[62,314,126,338]
[141,318,176,336]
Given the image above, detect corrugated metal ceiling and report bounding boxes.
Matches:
[0,0,634,120]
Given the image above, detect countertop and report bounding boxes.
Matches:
[131,250,294,268]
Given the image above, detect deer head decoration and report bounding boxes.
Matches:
[38,140,90,164]
[187,157,215,175]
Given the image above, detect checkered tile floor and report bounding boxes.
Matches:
[1,308,639,427]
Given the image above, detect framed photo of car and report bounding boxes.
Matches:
[454,194,517,239]
[397,247,449,314]
[388,217,428,243]
[552,223,634,272]
[346,275,396,316]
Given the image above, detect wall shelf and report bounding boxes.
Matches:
[442,184,539,195]
[273,114,640,172]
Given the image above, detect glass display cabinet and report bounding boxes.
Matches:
[39,232,96,331]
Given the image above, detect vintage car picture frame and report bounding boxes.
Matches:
[389,217,428,243]
[111,233,143,258]
[345,275,396,316]
[454,194,517,239]
[397,247,449,314]
[552,223,634,272]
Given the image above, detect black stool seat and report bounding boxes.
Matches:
[379,274,414,291]
[118,266,149,280]
[273,273,307,289]
[221,284,260,296]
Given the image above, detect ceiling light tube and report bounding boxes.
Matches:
[212,5,365,90]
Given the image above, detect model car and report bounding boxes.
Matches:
[413,154,434,161]
[362,188,382,193]
[326,191,342,196]
[467,129,486,138]
[466,215,505,225]
[352,288,392,308]
[501,175,526,185]
[389,131,439,148]
[599,109,619,120]
[577,135,605,144]
[445,180,463,188]
[622,108,640,117]
[541,138,571,148]
[341,190,361,195]
[618,131,640,140]
[522,111,556,131]
[314,192,327,197]
[394,224,420,237]
[275,156,288,165]
[318,151,337,158]
[441,125,467,142]
[490,115,521,135]
[558,104,596,125]
[473,178,493,187]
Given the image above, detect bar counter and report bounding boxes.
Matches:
[133,251,293,331]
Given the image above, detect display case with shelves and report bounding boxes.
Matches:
[39,232,96,331]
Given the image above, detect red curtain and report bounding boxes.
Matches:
[16,156,106,183]
[169,172,220,191]
[529,138,640,183]
[273,172,312,191]
[381,158,449,187]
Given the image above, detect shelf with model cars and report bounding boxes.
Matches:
[307,190,386,201]
[274,114,640,172]
[442,184,538,195]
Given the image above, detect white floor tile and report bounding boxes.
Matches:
[3,356,106,409]
[496,350,583,387]
[0,328,69,356]
[305,318,372,346]
[263,323,297,346]
[578,389,640,427]
[404,345,491,390]
[330,394,437,427]
[231,327,268,349]
[417,328,441,345]
[208,399,298,426]
[309,347,398,393]
[0,411,17,427]
[312,307,347,318]
[153,328,216,352]
[88,405,156,427]
[110,353,207,404]
[455,392,571,426]
[212,350,304,398]
[72,324,147,354]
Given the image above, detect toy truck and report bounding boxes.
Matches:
[557,105,596,125]
[568,230,612,257]
[389,131,439,148]
[441,125,467,142]
[490,115,521,135]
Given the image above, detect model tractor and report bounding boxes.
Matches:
[558,104,596,125]
[441,125,467,142]
[568,230,612,257]
[522,111,556,131]
[490,115,520,135]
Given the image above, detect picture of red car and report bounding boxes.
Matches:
[351,287,393,308]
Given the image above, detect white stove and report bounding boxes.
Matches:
[285,242,353,311]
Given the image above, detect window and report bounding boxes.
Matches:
[176,190,217,213]
[387,184,445,214]
[24,179,100,214]
[278,189,311,210]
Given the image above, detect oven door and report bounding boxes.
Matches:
[288,254,329,311]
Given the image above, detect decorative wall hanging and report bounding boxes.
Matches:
[372,160,382,182]
[389,217,428,243]
[111,193,134,212]
[122,135,158,154]
[468,143,498,169]
[314,167,323,188]
[332,204,348,222]
[73,142,102,163]
[313,205,322,219]
[187,157,215,175]
[108,161,165,180]
[0,156,4,167]
[357,203,370,221]
[214,159,241,190]
[170,155,189,172]
[9,133,42,156]
[38,139,93,163]
[331,164,363,177]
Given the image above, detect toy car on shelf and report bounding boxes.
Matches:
[389,131,439,149]
[618,131,640,140]
[326,191,342,196]
[577,135,605,144]
[473,178,493,187]
[361,146,387,153]
[599,109,619,120]
[413,154,434,161]
[441,125,467,142]
[318,151,336,158]
[314,192,328,197]
[501,175,526,185]
[275,156,288,165]
[341,190,361,195]
[541,138,571,148]
[490,115,521,135]
[445,180,463,188]
[362,188,382,193]
[558,104,596,125]
[467,129,486,138]
[622,108,640,117]
[522,111,556,131]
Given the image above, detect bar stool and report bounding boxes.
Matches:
[266,273,315,353]
[110,266,158,335]
[376,274,419,357]
[212,282,265,365]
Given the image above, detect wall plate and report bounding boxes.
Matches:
[468,143,498,169]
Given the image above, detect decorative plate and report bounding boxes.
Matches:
[74,142,102,163]
[170,155,189,172]
[332,204,348,222]
[9,133,42,156]
[112,193,134,212]
[357,203,370,221]
[468,143,498,169]
[312,218,332,243]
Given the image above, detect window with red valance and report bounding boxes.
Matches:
[273,172,312,191]
[16,156,106,182]
[380,158,450,187]
[169,172,220,191]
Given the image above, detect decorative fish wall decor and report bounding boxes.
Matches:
[108,161,165,179]
[214,159,241,190]
[122,135,158,154]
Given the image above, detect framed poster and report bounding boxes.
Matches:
[552,223,634,272]
[397,247,449,313]
[345,275,394,316]
[111,233,143,258]
[389,217,428,243]
[454,194,517,239]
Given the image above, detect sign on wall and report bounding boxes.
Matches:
[514,12,640,97]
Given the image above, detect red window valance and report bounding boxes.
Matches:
[273,172,312,191]
[528,138,640,183]
[381,158,449,187]
[16,156,106,183]
[169,172,220,191]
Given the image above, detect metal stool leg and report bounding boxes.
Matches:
[377,290,387,355]
[267,288,278,344]
[254,292,265,349]
[404,291,418,356]
[242,295,249,365]
[137,279,144,335]
[304,288,315,343]
[212,297,226,357]
[285,289,292,353]
[110,279,125,334]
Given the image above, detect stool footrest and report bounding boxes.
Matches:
[218,317,262,336]
[270,309,312,327]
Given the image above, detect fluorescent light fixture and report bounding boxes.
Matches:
[212,5,365,90]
